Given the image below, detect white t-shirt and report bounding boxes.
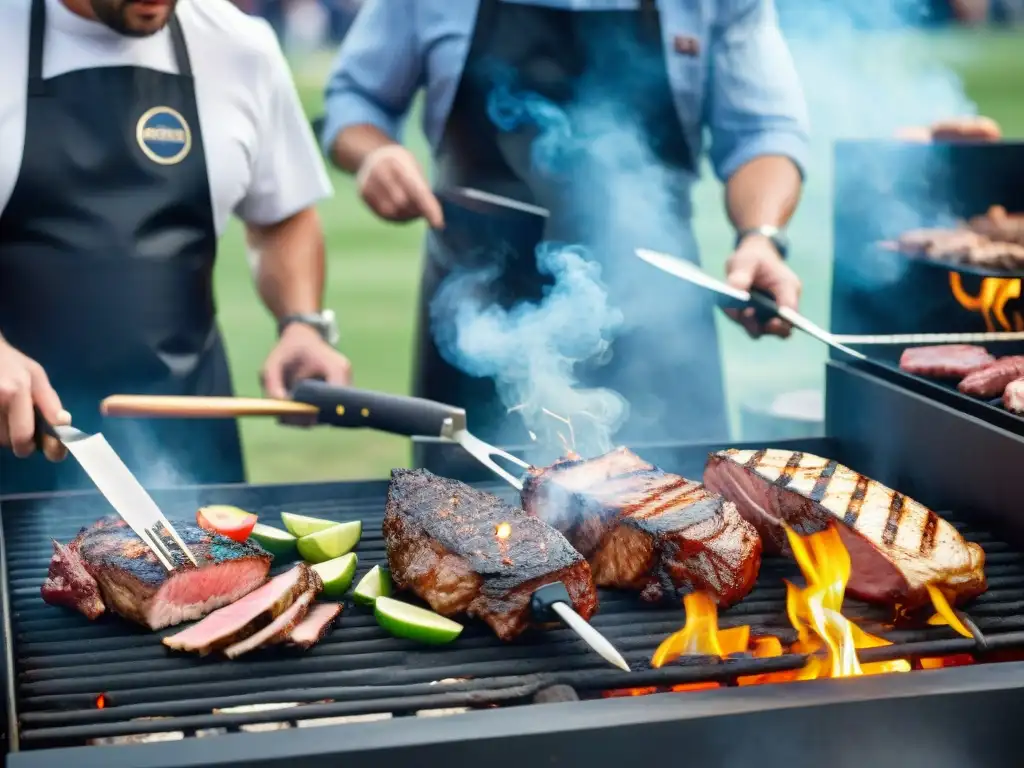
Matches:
[0,0,333,235]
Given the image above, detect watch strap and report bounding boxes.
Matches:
[735,226,788,259]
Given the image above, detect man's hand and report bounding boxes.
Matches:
[261,324,353,405]
[725,236,802,339]
[894,116,1002,144]
[0,340,70,461]
[356,145,444,228]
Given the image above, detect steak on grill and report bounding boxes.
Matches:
[899,344,996,379]
[224,590,316,659]
[521,447,763,607]
[163,564,319,655]
[40,517,272,630]
[958,356,1024,397]
[1004,378,1024,413]
[286,603,342,649]
[703,449,987,608]
[383,468,597,641]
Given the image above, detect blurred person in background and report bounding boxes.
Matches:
[322,0,810,455]
[0,0,351,495]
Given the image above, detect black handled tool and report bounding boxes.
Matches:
[531,582,630,672]
[291,382,531,489]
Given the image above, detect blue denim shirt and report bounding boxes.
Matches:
[322,0,810,183]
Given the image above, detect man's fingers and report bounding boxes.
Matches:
[261,356,288,401]
[8,386,36,458]
[41,434,68,463]
[404,175,444,229]
[764,318,792,338]
[725,263,755,292]
[28,365,67,425]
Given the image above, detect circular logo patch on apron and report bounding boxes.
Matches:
[136,107,192,165]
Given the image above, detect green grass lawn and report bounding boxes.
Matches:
[218,29,1024,485]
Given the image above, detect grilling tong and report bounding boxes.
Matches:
[100,386,630,671]
[33,408,198,571]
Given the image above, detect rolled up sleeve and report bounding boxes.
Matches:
[320,0,423,157]
[706,0,810,182]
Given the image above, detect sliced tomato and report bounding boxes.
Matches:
[196,505,257,542]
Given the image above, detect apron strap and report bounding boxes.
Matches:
[167,13,194,78]
[28,0,46,98]
[27,1,193,93]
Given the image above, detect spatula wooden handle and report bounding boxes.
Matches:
[100,395,319,418]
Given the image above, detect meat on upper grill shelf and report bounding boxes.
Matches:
[899,345,996,379]
[958,356,1024,398]
[41,516,272,630]
[703,449,987,609]
[383,468,598,641]
[521,447,763,608]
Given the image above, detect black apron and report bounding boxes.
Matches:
[0,0,244,495]
[413,0,728,466]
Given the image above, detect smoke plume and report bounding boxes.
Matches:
[430,1,980,458]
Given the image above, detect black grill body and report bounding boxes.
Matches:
[4,361,1024,768]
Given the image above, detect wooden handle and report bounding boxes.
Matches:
[100,395,319,418]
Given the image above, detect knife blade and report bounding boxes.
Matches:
[531,582,630,672]
[33,408,196,570]
[634,247,867,361]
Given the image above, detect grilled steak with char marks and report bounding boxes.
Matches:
[164,564,320,655]
[899,345,996,379]
[521,448,762,607]
[384,468,597,641]
[703,449,987,608]
[41,517,271,630]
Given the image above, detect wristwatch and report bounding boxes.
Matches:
[735,226,789,259]
[278,310,340,346]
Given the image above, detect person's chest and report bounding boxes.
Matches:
[0,13,261,237]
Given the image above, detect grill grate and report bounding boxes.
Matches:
[5,482,1024,749]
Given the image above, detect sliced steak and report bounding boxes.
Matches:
[522,447,762,607]
[224,590,316,659]
[1005,378,1024,413]
[899,345,995,379]
[958,356,1024,397]
[384,468,597,641]
[41,517,271,630]
[163,564,317,655]
[285,603,342,649]
[704,448,987,608]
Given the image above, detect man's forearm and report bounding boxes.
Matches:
[725,155,802,231]
[331,123,398,174]
[247,207,325,321]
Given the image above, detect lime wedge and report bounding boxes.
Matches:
[312,553,358,598]
[352,565,392,606]
[281,512,339,538]
[248,523,297,558]
[296,521,362,564]
[374,597,463,645]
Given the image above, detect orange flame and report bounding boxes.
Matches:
[784,525,910,678]
[95,694,107,709]
[925,584,974,639]
[651,593,751,667]
[949,272,1024,332]
[495,522,512,540]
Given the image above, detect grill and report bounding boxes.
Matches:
[5,361,1024,768]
